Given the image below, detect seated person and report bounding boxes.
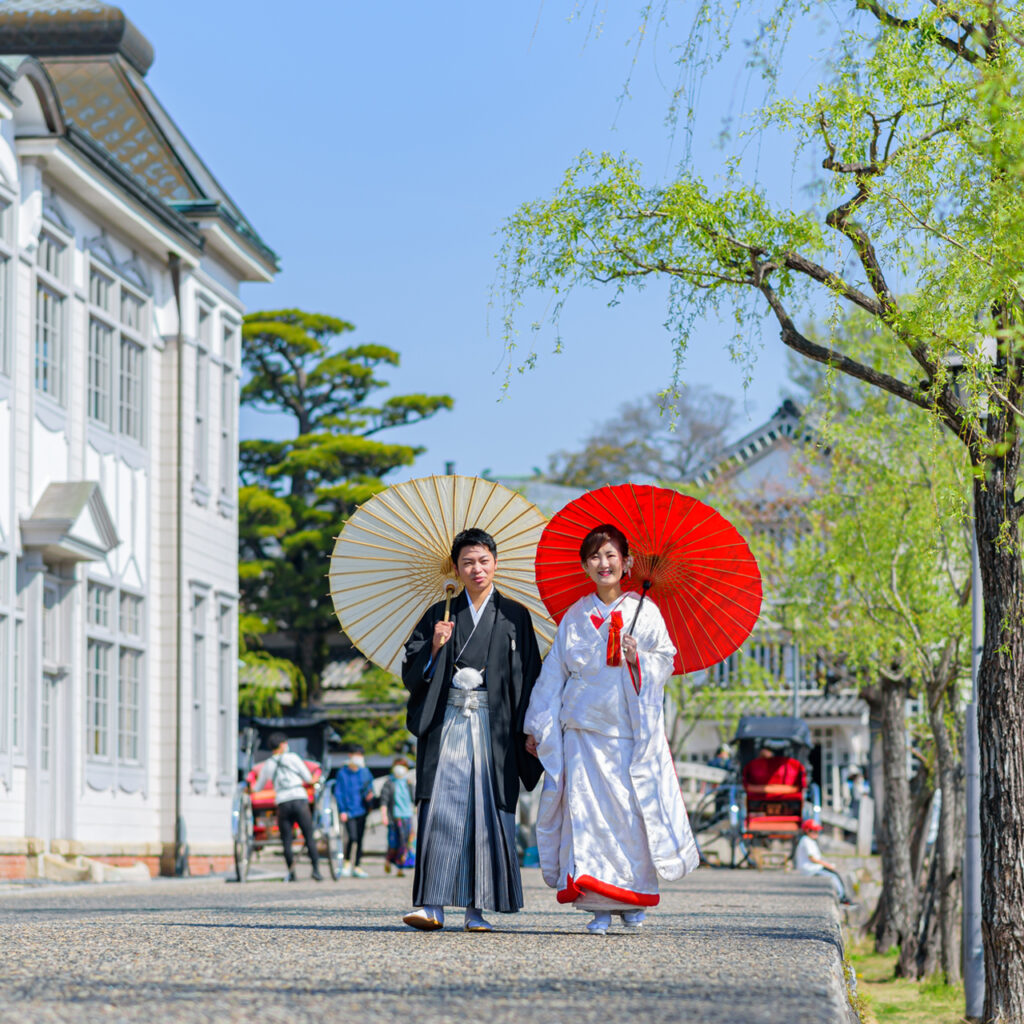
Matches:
[795,820,855,906]
[742,745,807,792]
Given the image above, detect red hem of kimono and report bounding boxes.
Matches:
[556,873,660,907]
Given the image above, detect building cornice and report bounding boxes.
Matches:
[16,133,202,266]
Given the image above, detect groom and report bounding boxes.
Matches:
[401,527,542,932]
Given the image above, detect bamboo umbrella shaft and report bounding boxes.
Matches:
[440,583,456,644]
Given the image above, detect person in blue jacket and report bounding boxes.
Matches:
[334,745,375,877]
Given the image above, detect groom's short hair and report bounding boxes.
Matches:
[451,528,497,563]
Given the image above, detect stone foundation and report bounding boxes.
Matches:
[0,838,233,882]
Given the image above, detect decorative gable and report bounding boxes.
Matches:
[20,481,120,563]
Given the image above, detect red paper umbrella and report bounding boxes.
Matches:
[535,484,762,674]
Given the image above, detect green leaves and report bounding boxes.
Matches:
[238,308,453,701]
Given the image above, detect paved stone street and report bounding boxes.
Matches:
[0,866,856,1024]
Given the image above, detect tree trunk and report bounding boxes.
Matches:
[864,675,920,976]
[975,473,1024,1024]
[927,690,963,985]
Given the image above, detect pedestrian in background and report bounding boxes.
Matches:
[334,744,375,878]
[380,757,414,877]
[252,731,323,882]
[707,746,733,772]
[795,820,855,905]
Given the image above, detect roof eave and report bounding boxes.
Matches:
[16,133,203,266]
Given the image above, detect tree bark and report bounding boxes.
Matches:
[975,471,1024,1024]
[864,675,920,976]
[928,689,963,985]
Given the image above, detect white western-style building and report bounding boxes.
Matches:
[0,3,277,878]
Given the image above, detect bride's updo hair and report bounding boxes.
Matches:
[579,523,630,563]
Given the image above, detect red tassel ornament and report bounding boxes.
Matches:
[606,610,623,666]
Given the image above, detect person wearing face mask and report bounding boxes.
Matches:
[379,758,414,877]
[524,523,699,935]
[333,745,375,878]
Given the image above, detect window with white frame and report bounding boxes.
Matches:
[191,591,207,785]
[217,601,234,782]
[35,285,64,401]
[0,199,12,377]
[86,638,111,758]
[118,648,143,764]
[12,618,23,755]
[194,306,212,498]
[35,231,68,403]
[85,577,147,790]
[0,553,8,761]
[119,592,142,636]
[87,264,148,445]
[87,581,112,629]
[87,317,113,425]
[120,337,144,442]
[219,325,236,507]
[0,614,7,758]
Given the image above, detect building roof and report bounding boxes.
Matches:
[710,690,869,722]
[685,399,814,487]
[0,2,278,275]
[0,1,153,72]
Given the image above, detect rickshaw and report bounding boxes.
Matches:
[725,715,820,868]
[690,715,820,868]
[231,714,346,882]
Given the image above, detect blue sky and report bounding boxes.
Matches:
[139,2,818,481]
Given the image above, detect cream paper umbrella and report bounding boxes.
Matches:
[329,475,555,674]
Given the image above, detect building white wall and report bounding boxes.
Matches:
[0,100,248,865]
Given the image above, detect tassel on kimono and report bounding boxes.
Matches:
[606,610,623,666]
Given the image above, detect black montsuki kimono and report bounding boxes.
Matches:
[402,587,543,812]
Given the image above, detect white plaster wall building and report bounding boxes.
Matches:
[0,3,277,877]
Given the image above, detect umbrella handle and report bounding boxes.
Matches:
[439,584,456,645]
[628,579,653,635]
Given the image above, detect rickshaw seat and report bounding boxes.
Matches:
[744,783,803,799]
[745,816,802,832]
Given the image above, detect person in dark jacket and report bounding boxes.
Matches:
[400,528,542,932]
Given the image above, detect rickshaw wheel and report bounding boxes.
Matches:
[313,782,345,881]
[234,792,254,882]
[325,823,343,880]
[324,800,345,881]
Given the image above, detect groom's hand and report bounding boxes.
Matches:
[431,620,454,655]
[525,734,538,757]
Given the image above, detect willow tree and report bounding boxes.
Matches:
[776,339,971,981]
[498,3,1024,1018]
[239,310,453,701]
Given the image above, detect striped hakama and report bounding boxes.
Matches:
[413,689,523,912]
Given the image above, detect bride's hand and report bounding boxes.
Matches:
[623,634,639,665]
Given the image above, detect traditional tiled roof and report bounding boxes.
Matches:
[708,690,869,721]
[685,399,815,486]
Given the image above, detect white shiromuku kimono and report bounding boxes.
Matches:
[524,592,700,910]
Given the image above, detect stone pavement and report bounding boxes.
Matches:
[0,866,858,1024]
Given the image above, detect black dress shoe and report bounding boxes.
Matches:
[285,870,297,882]
[311,868,324,881]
